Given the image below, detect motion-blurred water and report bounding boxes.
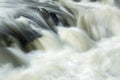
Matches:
[0,0,120,80]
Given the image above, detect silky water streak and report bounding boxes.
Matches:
[0,0,119,80]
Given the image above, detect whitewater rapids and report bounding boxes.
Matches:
[0,0,120,80]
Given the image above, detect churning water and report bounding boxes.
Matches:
[0,0,120,80]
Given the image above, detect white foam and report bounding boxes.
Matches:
[0,0,120,80]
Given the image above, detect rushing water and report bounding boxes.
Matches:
[0,0,120,80]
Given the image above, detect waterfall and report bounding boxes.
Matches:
[0,0,120,80]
